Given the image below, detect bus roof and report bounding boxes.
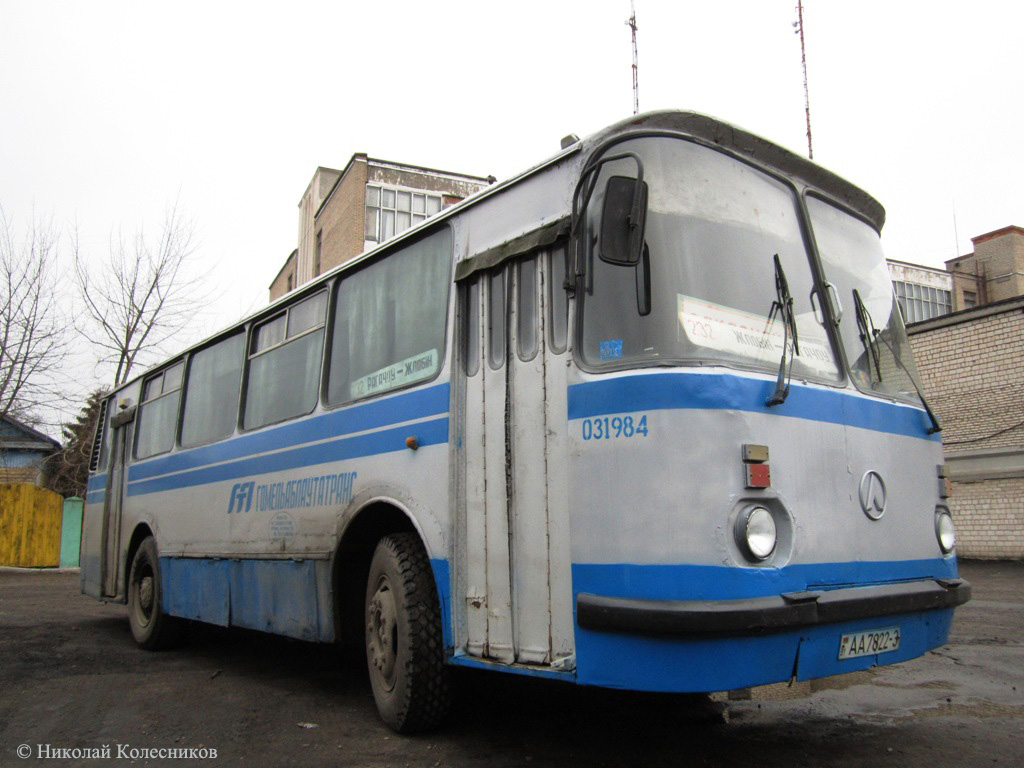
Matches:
[114,110,886,394]
[581,110,886,232]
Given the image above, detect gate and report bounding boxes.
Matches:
[0,483,63,567]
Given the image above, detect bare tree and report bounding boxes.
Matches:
[74,201,209,386]
[0,206,69,425]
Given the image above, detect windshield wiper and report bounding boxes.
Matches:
[765,254,800,407]
[853,288,883,384]
[852,288,942,434]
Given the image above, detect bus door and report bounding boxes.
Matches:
[101,403,135,599]
[459,248,573,667]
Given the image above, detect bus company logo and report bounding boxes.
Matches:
[225,471,358,515]
[858,470,887,520]
[227,482,255,514]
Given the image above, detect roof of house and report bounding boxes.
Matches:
[0,415,61,452]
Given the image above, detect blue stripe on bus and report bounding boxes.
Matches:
[129,383,451,483]
[571,557,958,603]
[126,416,449,497]
[85,477,107,507]
[161,557,333,642]
[431,558,453,649]
[159,556,451,648]
[84,475,106,505]
[567,372,939,441]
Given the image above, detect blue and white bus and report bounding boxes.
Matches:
[81,111,970,732]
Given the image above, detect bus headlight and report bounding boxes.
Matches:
[936,510,956,554]
[738,506,777,561]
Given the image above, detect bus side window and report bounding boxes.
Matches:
[464,277,480,377]
[327,228,452,404]
[180,331,245,447]
[548,244,568,353]
[135,361,184,459]
[488,267,506,370]
[517,257,539,362]
[243,291,327,430]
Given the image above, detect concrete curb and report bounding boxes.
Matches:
[0,566,81,573]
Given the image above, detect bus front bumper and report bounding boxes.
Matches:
[576,578,971,637]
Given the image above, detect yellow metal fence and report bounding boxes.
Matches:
[0,483,63,567]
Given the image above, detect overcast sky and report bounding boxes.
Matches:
[2,1,1022,421]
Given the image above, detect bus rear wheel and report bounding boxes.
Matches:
[127,536,181,650]
[365,533,451,733]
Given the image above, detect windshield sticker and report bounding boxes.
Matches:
[350,349,438,398]
[677,295,837,376]
[599,340,624,360]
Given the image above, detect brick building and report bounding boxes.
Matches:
[908,295,1024,559]
[945,225,1024,311]
[892,225,1024,559]
[270,156,491,301]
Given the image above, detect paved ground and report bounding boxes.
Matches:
[0,560,1021,767]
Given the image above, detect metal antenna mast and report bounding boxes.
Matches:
[627,1,639,115]
[795,0,813,159]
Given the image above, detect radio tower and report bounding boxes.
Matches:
[627,1,639,115]
[795,0,813,158]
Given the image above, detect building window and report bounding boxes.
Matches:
[314,231,323,277]
[962,290,977,309]
[364,185,443,243]
[893,281,952,323]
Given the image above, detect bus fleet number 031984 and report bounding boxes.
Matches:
[581,414,649,441]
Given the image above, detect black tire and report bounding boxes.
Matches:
[365,533,451,733]
[127,536,182,650]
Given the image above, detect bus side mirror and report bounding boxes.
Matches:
[600,175,648,266]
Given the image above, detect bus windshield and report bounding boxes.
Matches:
[579,136,840,383]
[806,195,923,403]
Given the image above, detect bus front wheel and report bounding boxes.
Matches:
[364,533,450,733]
[127,536,181,650]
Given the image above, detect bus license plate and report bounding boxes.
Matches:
[838,626,901,660]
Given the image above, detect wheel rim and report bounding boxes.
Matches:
[368,577,399,691]
[133,563,155,628]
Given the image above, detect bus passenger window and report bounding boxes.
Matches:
[517,258,538,361]
[180,332,245,447]
[488,268,506,369]
[548,245,568,353]
[135,361,184,459]
[464,278,480,377]
[253,315,286,353]
[244,292,327,430]
[288,292,328,336]
[327,228,452,404]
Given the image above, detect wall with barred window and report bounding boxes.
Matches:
[271,157,491,302]
[908,296,1024,559]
